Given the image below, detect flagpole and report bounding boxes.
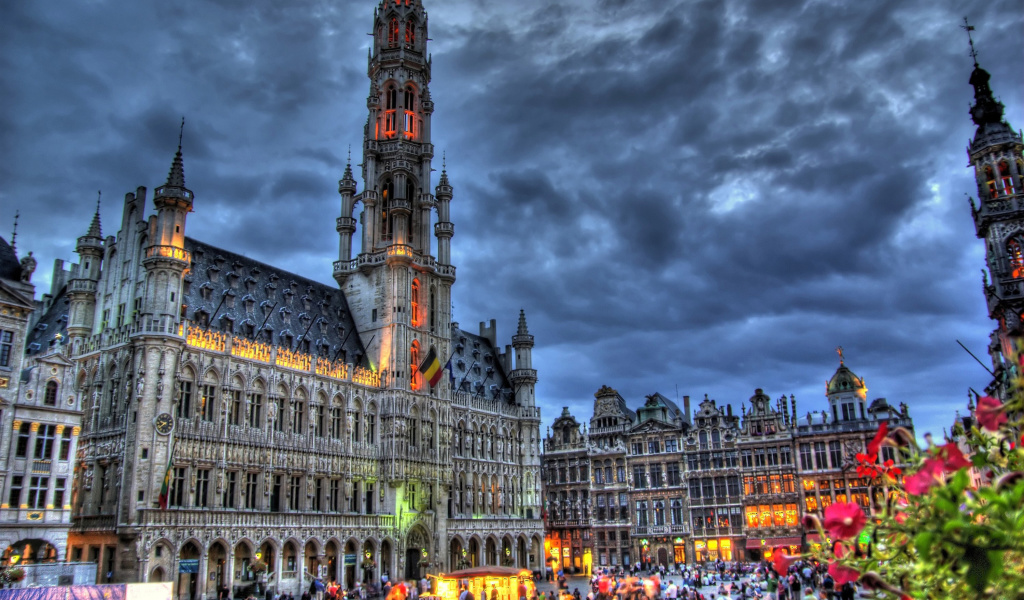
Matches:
[455,361,477,396]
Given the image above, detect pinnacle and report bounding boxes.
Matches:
[517,309,529,335]
[166,147,186,189]
[86,196,102,238]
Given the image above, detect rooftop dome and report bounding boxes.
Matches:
[827,361,866,397]
[0,236,20,282]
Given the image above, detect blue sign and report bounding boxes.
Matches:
[179,559,199,574]
[344,554,357,566]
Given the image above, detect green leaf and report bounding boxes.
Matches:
[914,531,933,558]
[963,544,993,593]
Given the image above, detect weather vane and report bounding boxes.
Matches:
[10,211,19,253]
[178,116,186,149]
[836,346,844,364]
[961,17,978,66]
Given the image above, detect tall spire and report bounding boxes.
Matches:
[9,211,18,254]
[962,22,1006,128]
[87,191,103,238]
[517,309,530,335]
[166,117,187,188]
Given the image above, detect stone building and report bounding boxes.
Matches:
[585,387,633,570]
[0,235,83,568]
[623,394,687,569]
[682,396,741,563]
[793,355,913,551]
[541,408,591,574]
[16,0,543,596]
[540,358,915,567]
[736,390,800,561]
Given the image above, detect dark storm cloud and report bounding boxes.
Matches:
[2,0,1021,441]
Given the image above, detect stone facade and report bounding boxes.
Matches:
[0,236,83,569]
[12,0,543,596]
[541,358,913,569]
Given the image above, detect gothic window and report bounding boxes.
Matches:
[985,166,998,199]
[384,87,397,138]
[388,18,399,47]
[405,20,415,45]
[404,86,417,139]
[410,279,421,327]
[1009,239,1024,279]
[1000,161,1016,195]
[410,340,421,390]
[365,407,376,443]
[381,178,395,239]
[429,287,436,332]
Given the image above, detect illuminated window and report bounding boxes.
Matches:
[411,279,421,326]
[759,505,771,528]
[388,18,399,47]
[805,495,818,512]
[1000,161,1016,195]
[381,179,394,239]
[1003,238,1019,278]
[384,86,397,138]
[785,503,798,525]
[985,166,998,199]
[745,506,758,528]
[404,86,417,139]
[405,19,415,45]
[773,504,785,527]
[410,341,421,390]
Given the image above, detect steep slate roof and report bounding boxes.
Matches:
[24,287,70,355]
[182,237,369,367]
[449,326,513,403]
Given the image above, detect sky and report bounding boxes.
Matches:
[2,0,1022,442]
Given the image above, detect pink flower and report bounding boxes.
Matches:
[823,502,867,540]
[936,442,971,472]
[904,458,944,495]
[975,396,1008,431]
[772,548,797,574]
[828,562,860,587]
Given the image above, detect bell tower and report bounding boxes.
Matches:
[964,22,1024,395]
[335,0,455,392]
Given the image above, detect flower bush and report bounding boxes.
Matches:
[803,357,1024,599]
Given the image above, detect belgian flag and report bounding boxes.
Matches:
[157,443,175,510]
[418,347,443,387]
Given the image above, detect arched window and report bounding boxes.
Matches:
[410,340,421,390]
[384,86,397,138]
[1009,239,1024,278]
[985,166,998,199]
[429,287,436,332]
[388,18,399,47]
[381,178,394,239]
[44,381,58,406]
[1000,161,1016,195]
[405,20,415,45]
[365,407,376,443]
[411,279,421,327]
[403,87,417,140]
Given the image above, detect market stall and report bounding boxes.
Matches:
[434,567,534,600]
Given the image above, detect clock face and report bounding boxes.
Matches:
[154,413,174,435]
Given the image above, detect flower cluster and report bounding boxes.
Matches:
[802,361,1024,599]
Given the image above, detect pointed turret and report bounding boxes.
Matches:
[68,194,105,339]
[511,309,537,407]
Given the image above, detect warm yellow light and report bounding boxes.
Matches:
[186,326,227,352]
[353,366,380,387]
[276,347,311,372]
[10,554,20,565]
[232,338,272,363]
[316,357,349,380]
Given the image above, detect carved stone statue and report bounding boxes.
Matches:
[20,252,36,282]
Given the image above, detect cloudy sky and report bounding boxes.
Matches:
[2,0,1021,441]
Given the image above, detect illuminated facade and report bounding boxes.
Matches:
[965,42,1024,400]
[540,409,591,574]
[540,359,914,567]
[792,357,913,551]
[18,0,543,596]
[0,237,84,569]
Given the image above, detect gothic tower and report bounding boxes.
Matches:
[335,0,454,393]
[67,201,104,343]
[142,143,193,322]
[966,34,1024,395]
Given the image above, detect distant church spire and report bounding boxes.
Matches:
[962,22,1006,127]
[87,191,103,238]
[10,211,18,254]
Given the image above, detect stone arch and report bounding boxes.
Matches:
[324,539,341,585]
[517,535,528,569]
[343,538,360,588]
[177,540,202,600]
[303,539,321,581]
[467,536,481,568]
[404,525,430,580]
[484,536,498,566]
[207,539,230,592]
[500,536,514,566]
[282,538,302,578]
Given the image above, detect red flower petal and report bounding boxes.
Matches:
[868,420,889,455]
[828,562,860,587]
[936,442,971,472]
[975,396,1008,432]
[772,548,797,574]
[905,458,944,495]
[823,502,867,540]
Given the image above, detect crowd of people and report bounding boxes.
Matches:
[536,559,859,600]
